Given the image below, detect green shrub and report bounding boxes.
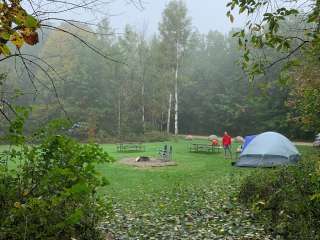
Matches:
[112,131,169,143]
[239,157,320,239]
[0,116,113,240]
[69,129,169,143]
[142,131,169,142]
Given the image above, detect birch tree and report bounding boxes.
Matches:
[159,0,191,135]
[137,26,149,133]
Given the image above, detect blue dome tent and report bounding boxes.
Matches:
[242,135,257,152]
[236,132,300,167]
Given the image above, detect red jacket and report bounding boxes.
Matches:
[222,134,232,146]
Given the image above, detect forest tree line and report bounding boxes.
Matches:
[0,1,317,141]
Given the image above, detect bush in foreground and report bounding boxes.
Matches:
[238,156,320,239]
[0,131,112,239]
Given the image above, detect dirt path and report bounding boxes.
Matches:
[120,157,177,168]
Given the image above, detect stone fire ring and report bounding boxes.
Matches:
[120,157,177,168]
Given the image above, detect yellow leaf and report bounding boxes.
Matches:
[10,32,24,49]
[22,190,29,196]
[14,202,22,208]
[0,44,11,56]
[0,31,11,40]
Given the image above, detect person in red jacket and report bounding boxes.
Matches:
[222,131,232,159]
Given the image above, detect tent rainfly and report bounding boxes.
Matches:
[242,135,257,151]
[236,132,300,167]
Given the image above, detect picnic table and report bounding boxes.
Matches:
[189,143,222,153]
[117,143,145,152]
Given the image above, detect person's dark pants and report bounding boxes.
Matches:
[223,144,232,159]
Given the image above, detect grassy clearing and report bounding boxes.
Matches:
[0,140,315,239]
[97,139,315,239]
[100,139,245,202]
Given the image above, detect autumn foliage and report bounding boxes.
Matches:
[0,0,39,56]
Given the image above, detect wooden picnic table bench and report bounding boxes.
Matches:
[189,143,222,153]
[117,143,145,152]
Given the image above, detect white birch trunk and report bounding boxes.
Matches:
[138,27,147,134]
[118,89,121,137]
[174,68,178,135]
[174,42,179,135]
[161,111,164,132]
[141,83,145,132]
[167,93,172,134]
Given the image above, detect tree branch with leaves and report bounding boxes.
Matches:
[227,0,320,79]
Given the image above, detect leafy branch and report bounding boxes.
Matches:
[0,0,143,123]
[227,0,320,79]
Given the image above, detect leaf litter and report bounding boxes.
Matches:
[101,176,275,240]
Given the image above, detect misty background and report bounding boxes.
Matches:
[1,0,313,141]
[107,0,246,34]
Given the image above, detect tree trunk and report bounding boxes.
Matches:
[161,111,164,132]
[174,42,179,135]
[167,93,172,134]
[141,83,145,133]
[138,29,147,134]
[118,89,121,138]
[115,64,121,138]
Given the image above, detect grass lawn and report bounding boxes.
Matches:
[97,139,316,239]
[0,139,316,239]
[100,138,247,203]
